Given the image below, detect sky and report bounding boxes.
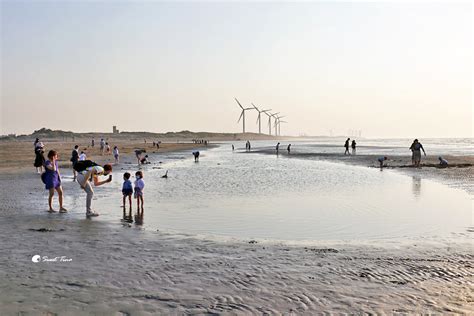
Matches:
[1,1,472,138]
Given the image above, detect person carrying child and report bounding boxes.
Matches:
[43,150,67,213]
[134,171,145,216]
[34,143,45,174]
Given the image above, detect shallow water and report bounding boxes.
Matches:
[238,138,473,156]
[59,144,473,242]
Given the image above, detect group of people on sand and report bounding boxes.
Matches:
[35,139,151,219]
[135,149,150,165]
[371,139,447,169]
[193,139,209,146]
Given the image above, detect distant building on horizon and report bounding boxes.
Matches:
[113,126,119,134]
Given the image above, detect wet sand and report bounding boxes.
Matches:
[0,142,473,314]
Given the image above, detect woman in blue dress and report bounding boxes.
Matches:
[43,150,67,213]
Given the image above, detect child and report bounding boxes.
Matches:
[134,171,145,215]
[438,156,448,167]
[122,172,133,219]
[113,146,119,163]
[140,155,150,164]
[43,150,67,213]
[378,156,388,168]
[79,151,87,161]
[106,143,111,154]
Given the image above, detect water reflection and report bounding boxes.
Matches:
[412,176,422,198]
[65,143,471,240]
[134,212,144,226]
[122,206,133,223]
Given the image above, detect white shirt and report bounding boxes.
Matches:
[135,178,145,191]
[79,153,87,161]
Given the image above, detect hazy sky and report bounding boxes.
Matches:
[1,1,472,137]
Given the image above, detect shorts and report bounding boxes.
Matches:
[134,190,143,198]
[122,189,133,196]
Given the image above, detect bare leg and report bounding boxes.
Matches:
[128,195,132,217]
[56,186,64,209]
[48,188,55,212]
[136,197,140,216]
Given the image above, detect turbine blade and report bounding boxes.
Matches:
[234,98,244,110]
[237,111,243,123]
[251,103,259,111]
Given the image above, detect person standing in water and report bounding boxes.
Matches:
[232,144,234,151]
[113,146,119,164]
[409,139,426,167]
[351,140,357,155]
[43,150,67,213]
[122,172,133,220]
[287,144,291,154]
[344,138,350,155]
[70,145,79,181]
[193,151,200,162]
[134,171,145,216]
[276,142,280,154]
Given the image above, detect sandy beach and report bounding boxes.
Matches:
[0,138,472,314]
[0,138,208,173]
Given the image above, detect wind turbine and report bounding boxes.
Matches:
[271,113,281,136]
[278,120,288,136]
[275,115,286,136]
[235,98,254,133]
[264,111,273,135]
[252,103,272,134]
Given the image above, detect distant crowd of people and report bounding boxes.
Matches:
[193,139,209,146]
